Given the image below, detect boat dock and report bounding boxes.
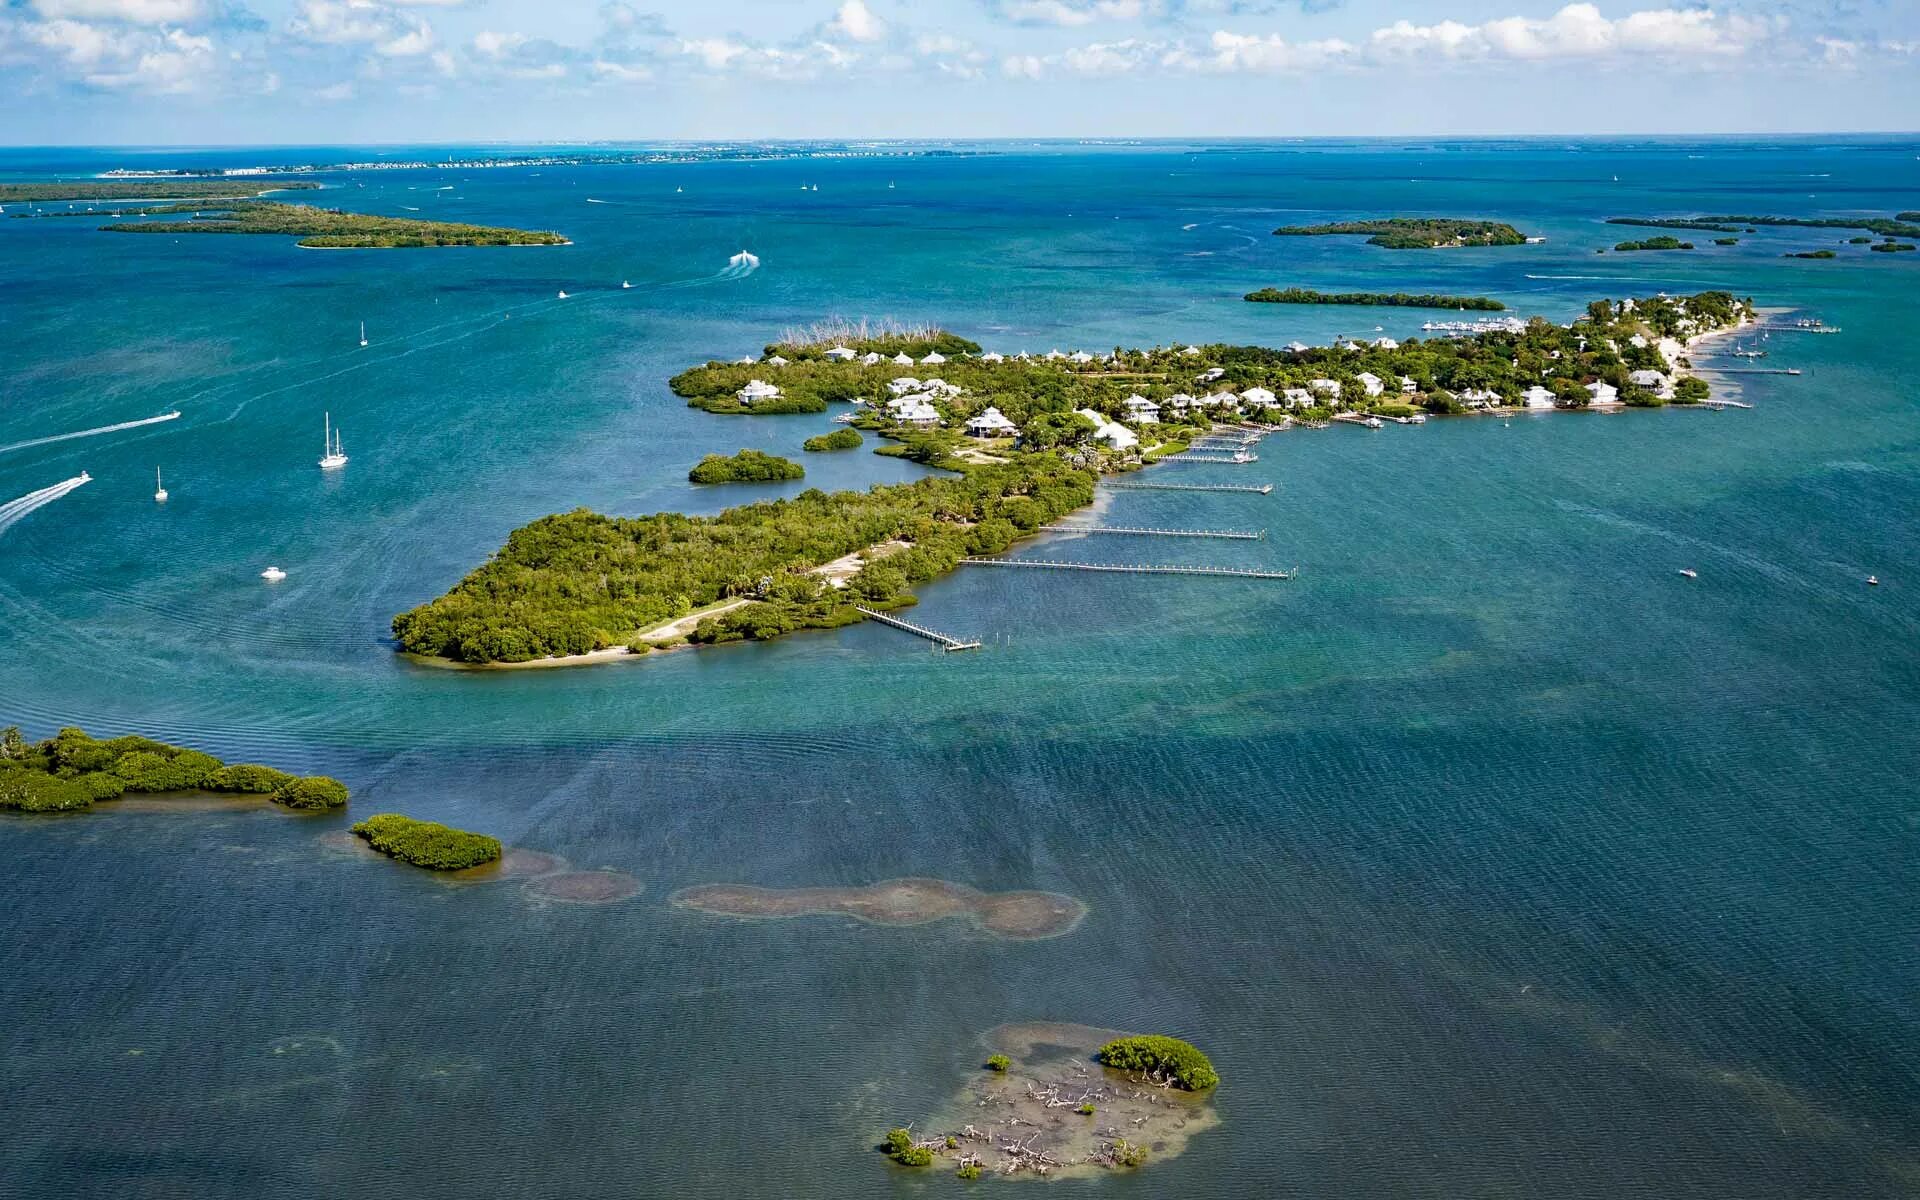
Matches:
[1159,452,1258,464]
[960,558,1295,580]
[1707,367,1801,376]
[1105,482,1273,495]
[855,607,982,652]
[1042,524,1265,541]
[1686,397,1755,409]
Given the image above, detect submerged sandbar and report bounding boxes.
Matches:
[670,877,1088,940]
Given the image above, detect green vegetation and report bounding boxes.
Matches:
[1786,250,1838,259]
[803,428,863,452]
[1714,237,1740,246]
[1273,217,1528,249]
[1674,376,1711,404]
[688,450,805,484]
[0,181,319,203]
[1613,236,1693,252]
[883,1129,933,1168]
[350,813,502,870]
[1077,1103,1097,1115]
[985,1054,1011,1072]
[1848,236,1875,244]
[1245,287,1504,311]
[956,1162,982,1180]
[1097,1035,1220,1091]
[99,200,566,249]
[1614,212,1920,242]
[1606,217,1745,234]
[396,292,1749,664]
[1871,242,1916,253]
[1112,1139,1150,1168]
[0,726,346,814]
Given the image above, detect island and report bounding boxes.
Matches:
[349,814,503,871]
[1871,242,1916,253]
[1272,217,1529,249]
[392,291,1752,666]
[1786,250,1838,259]
[0,725,347,813]
[0,181,320,203]
[94,201,567,249]
[1613,236,1694,252]
[1245,287,1504,311]
[1610,211,1920,240]
[688,449,805,484]
[880,1023,1220,1179]
[803,428,863,452]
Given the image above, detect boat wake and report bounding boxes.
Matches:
[1525,274,1614,281]
[721,251,761,279]
[0,473,91,536]
[0,411,182,457]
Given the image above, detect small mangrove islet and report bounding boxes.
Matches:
[92,200,567,249]
[349,814,503,871]
[670,878,1089,940]
[392,292,1752,665]
[1245,286,1505,310]
[0,726,348,815]
[1272,217,1529,249]
[880,1023,1220,1179]
[688,449,805,484]
[0,181,321,203]
[803,428,864,452]
[1614,236,1694,252]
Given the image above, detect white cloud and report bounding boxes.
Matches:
[290,0,434,57]
[1370,4,1776,63]
[30,0,202,25]
[678,34,859,79]
[995,0,1160,27]
[824,0,886,43]
[471,30,525,58]
[315,78,355,99]
[591,57,652,80]
[1165,29,1354,71]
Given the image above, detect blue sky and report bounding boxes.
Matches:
[2,0,1917,144]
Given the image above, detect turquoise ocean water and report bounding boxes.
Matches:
[2,138,1917,1198]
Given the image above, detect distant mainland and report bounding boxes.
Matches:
[392,292,1753,667]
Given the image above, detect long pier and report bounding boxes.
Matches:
[1105,482,1273,495]
[960,558,1295,580]
[1159,452,1258,464]
[1042,524,1265,541]
[855,607,982,652]
[1707,367,1801,376]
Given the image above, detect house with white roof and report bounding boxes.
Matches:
[1122,395,1161,425]
[980,352,1006,364]
[1181,345,1203,357]
[1587,380,1622,407]
[859,352,883,366]
[1522,385,1557,410]
[1075,407,1139,452]
[736,379,781,406]
[1628,369,1672,396]
[1285,341,1311,353]
[1282,387,1314,409]
[1308,378,1342,398]
[896,402,942,428]
[887,377,923,396]
[1045,350,1066,361]
[1195,367,1226,384]
[765,355,790,367]
[825,346,856,362]
[1375,337,1400,350]
[1069,350,1094,364]
[921,351,947,365]
[1356,372,1385,398]
[965,407,1018,438]
[1400,375,1420,394]
[1460,387,1502,408]
[1165,392,1196,413]
[1240,386,1278,410]
[891,352,915,365]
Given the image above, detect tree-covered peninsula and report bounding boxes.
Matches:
[1273,218,1529,249]
[688,450,805,483]
[0,181,321,203]
[0,726,347,814]
[351,814,502,870]
[1246,287,1505,311]
[97,200,567,248]
[393,292,1750,665]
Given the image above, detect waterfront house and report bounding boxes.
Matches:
[1357,371,1386,397]
[1629,369,1672,396]
[1308,378,1342,398]
[1461,387,1501,409]
[1165,392,1196,414]
[1400,375,1420,394]
[1587,380,1622,407]
[1122,395,1161,425]
[1282,387,1314,409]
[981,352,1006,364]
[736,379,781,406]
[966,407,1019,438]
[1069,350,1094,364]
[1075,408,1139,452]
[1241,386,1279,409]
[897,402,942,428]
[825,346,856,361]
[1522,385,1557,410]
[1375,337,1400,350]
[1286,341,1311,353]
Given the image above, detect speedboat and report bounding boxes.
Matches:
[557,290,570,299]
[1678,569,1698,579]
[1867,575,1879,586]
[261,566,287,582]
[621,280,632,289]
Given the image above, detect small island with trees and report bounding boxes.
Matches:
[95,200,568,249]
[350,814,502,871]
[803,428,863,452]
[1613,236,1694,252]
[688,449,805,484]
[1246,287,1505,311]
[0,180,321,203]
[1273,217,1529,249]
[392,291,1752,666]
[0,726,348,814]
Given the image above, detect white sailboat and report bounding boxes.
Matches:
[154,468,168,503]
[557,290,570,299]
[359,321,368,348]
[621,280,632,289]
[319,413,348,470]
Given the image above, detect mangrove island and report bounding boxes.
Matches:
[393,291,1751,666]
[96,200,567,249]
[0,726,348,814]
[1246,287,1504,311]
[1273,217,1528,249]
[350,814,503,871]
[688,449,805,484]
[0,181,321,204]
[1613,236,1695,252]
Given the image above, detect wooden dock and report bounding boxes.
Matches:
[960,558,1295,580]
[1708,367,1801,376]
[1042,524,1265,541]
[1159,452,1258,464]
[855,607,982,652]
[1105,482,1273,495]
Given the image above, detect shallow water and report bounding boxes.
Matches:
[2,137,1918,1198]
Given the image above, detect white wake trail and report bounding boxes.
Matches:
[0,411,181,457]
[0,473,91,536]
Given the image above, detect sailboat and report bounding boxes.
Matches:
[319,413,348,470]
[359,321,368,348]
[621,280,632,289]
[557,290,570,299]
[154,468,168,503]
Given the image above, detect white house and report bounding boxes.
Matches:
[896,402,942,428]
[887,376,923,396]
[1181,345,1204,357]
[1075,407,1139,452]
[1628,333,1649,349]
[765,355,790,367]
[1356,371,1386,398]
[921,351,947,365]
[1628,369,1672,396]
[1461,387,1502,408]
[1400,375,1420,394]
[920,379,965,398]
[1282,387,1314,409]
[1522,385,1558,410]
[1240,386,1278,410]
[1195,367,1226,384]
[1587,380,1622,407]
[980,352,1006,364]
[965,406,1018,438]
[1122,395,1161,425]
[1285,341,1311,353]
[891,352,915,365]
[825,346,856,362]
[859,352,883,366]
[1069,350,1095,364]
[1045,349,1067,361]
[1308,378,1342,398]
[1375,337,1400,350]
[736,379,781,406]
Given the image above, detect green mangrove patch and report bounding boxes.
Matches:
[350,814,502,871]
[0,726,347,815]
[1273,217,1528,249]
